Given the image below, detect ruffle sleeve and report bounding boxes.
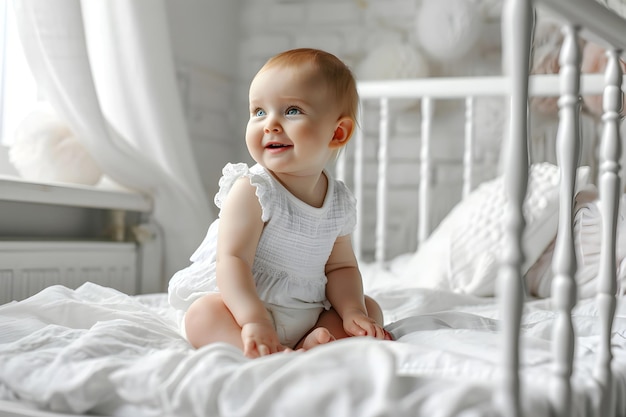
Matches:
[213,163,273,222]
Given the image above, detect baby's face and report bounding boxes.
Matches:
[245,65,341,177]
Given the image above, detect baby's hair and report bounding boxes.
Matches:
[260,48,359,126]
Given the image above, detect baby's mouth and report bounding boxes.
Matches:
[266,143,292,149]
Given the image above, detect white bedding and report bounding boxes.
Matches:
[2,272,626,417]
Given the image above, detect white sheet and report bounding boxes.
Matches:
[1,280,626,417]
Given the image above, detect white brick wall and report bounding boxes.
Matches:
[168,0,504,259]
[166,0,242,201]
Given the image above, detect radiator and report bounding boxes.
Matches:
[0,241,138,304]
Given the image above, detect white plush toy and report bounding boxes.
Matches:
[416,0,484,62]
[356,42,430,111]
[357,42,430,81]
[9,103,102,185]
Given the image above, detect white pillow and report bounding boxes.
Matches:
[527,191,626,299]
[402,162,590,296]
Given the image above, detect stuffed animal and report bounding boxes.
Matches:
[415,0,484,62]
[357,42,430,81]
[9,103,102,185]
[356,42,430,111]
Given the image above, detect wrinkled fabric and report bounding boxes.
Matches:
[2,281,626,416]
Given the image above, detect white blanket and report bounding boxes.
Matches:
[1,281,626,417]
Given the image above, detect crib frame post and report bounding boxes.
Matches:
[375,98,390,266]
[496,1,532,416]
[418,97,433,246]
[593,47,623,417]
[353,106,365,261]
[463,97,475,198]
[550,24,581,417]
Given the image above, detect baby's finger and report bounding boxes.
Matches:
[373,324,385,339]
[360,320,378,337]
[345,321,366,336]
[243,342,260,359]
[363,320,387,339]
[257,343,270,356]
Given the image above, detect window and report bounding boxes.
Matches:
[0,0,39,147]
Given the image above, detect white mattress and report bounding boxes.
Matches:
[1,263,625,417]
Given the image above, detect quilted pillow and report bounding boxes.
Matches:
[527,191,626,299]
[401,162,590,296]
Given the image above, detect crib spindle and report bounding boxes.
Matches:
[593,48,623,417]
[463,97,475,198]
[353,108,365,261]
[375,98,390,266]
[550,24,582,417]
[418,97,433,246]
[496,1,532,416]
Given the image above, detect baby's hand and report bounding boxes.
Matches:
[342,309,386,340]
[241,321,287,358]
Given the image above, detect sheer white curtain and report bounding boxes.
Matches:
[12,0,213,289]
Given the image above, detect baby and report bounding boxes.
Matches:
[168,48,390,358]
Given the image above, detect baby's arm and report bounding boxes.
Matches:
[216,178,285,357]
[325,235,385,339]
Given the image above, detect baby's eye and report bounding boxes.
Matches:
[286,107,301,116]
[254,109,266,117]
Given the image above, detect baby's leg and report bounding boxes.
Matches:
[296,296,386,349]
[299,327,335,350]
[184,293,243,349]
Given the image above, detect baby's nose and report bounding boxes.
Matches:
[264,119,282,133]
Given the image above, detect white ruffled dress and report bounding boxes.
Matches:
[168,162,357,314]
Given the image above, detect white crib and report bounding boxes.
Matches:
[340,1,626,416]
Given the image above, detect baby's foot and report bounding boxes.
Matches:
[301,327,335,350]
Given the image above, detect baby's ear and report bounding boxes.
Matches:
[329,117,354,149]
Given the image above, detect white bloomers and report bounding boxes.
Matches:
[180,302,323,347]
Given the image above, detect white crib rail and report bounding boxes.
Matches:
[463,97,475,198]
[358,73,618,99]
[498,1,532,415]
[418,97,433,246]
[539,0,626,56]
[376,98,390,265]
[355,72,621,266]
[594,48,623,417]
[550,23,581,417]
